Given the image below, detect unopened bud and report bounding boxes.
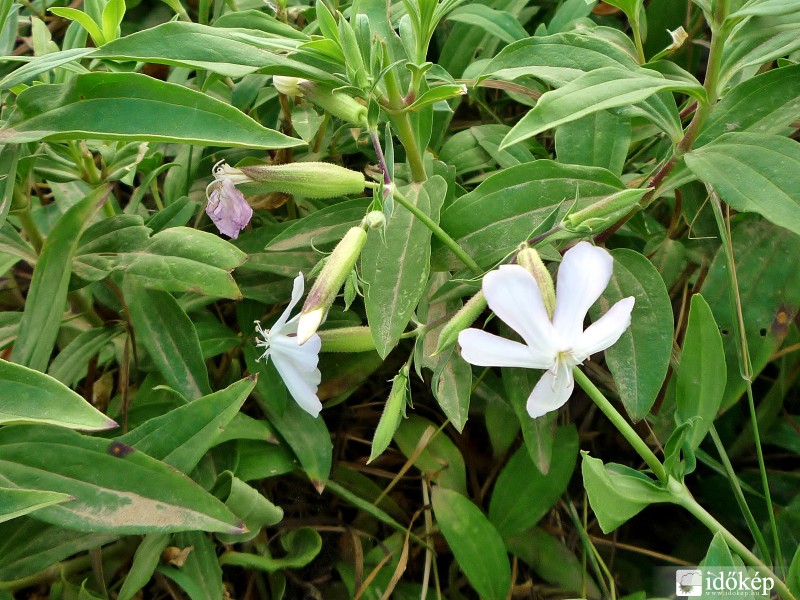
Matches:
[435,290,487,355]
[517,247,555,319]
[238,162,366,199]
[300,81,368,127]
[317,326,376,353]
[563,188,647,235]
[362,210,386,230]
[297,226,368,344]
[369,366,409,463]
[273,75,308,98]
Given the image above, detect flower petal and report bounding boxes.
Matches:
[552,242,613,345]
[271,343,322,417]
[205,179,253,239]
[459,328,553,369]
[273,273,306,333]
[573,296,635,362]
[271,332,322,379]
[526,360,574,418]
[482,264,557,358]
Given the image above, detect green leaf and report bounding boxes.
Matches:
[100,0,125,43]
[362,176,446,358]
[675,295,726,449]
[431,487,511,600]
[0,487,73,524]
[0,145,19,227]
[555,110,631,175]
[431,348,472,432]
[0,519,115,581]
[0,426,244,534]
[118,533,171,600]
[502,366,556,473]
[125,283,211,400]
[435,161,624,270]
[158,531,223,600]
[501,67,706,148]
[591,249,673,421]
[219,527,322,572]
[48,7,104,45]
[265,198,370,251]
[447,5,528,44]
[94,21,339,83]
[581,452,673,533]
[482,27,638,86]
[729,0,800,19]
[47,324,124,387]
[406,84,466,112]
[701,216,800,409]
[696,64,800,146]
[393,415,467,495]
[720,24,800,86]
[684,132,800,237]
[0,359,117,430]
[10,185,109,372]
[788,543,800,597]
[489,426,579,538]
[119,377,256,472]
[0,72,303,149]
[213,471,283,543]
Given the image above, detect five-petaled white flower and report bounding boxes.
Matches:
[458,242,634,419]
[255,273,323,417]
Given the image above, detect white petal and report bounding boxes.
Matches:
[271,348,322,417]
[552,242,614,345]
[273,273,305,333]
[482,265,558,358]
[458,329,553,369]
[573,296,635,362]
[526,360,575,418]
[271,333,321,379]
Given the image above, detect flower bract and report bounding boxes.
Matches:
[255,273,323,417]
[458,242,634,419]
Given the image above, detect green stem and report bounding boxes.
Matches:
[672,484,796,600]
[631,16,646,64]
[383,55,427,183]
[391,186,482,275]
[15,201,44,254]
[708,426,772,563]
[709,192,784,571]
[573,368,667,483]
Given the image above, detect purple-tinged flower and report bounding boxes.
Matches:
[205,160,253,239]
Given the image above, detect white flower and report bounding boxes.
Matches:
[255,273,323,417]
[273,75,309,98]
[458,242,635,419]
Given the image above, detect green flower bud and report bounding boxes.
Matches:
[563,188,647,235]
[317,326,376,353]
[301,81,368,127]
[369,366,409,463]
[297,226,368,344]
[434,290,487,355]
[362,210,386,230]
[238,162,366,199]
[517,247,555,319]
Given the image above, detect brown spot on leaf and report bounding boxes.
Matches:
[107,441,134,458]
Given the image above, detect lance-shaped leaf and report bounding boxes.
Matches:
[0,359,117,430]
[0,488,73,524]
[0,72,303,149]
[0,426,244,534]
[501,67,706,148]
[684,132,800,237]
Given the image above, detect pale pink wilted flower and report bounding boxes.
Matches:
[255,273,323,417]
[458,242,634,419]
[205,160,253,239]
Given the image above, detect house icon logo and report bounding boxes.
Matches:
[676,569,703,596]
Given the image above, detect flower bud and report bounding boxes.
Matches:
[300,81,368,127]
[563,188,646,235]
[369,366,409,463]
[297,226,368,344]
[273,75,308,98]
[238,162,366,199]
[317,326,376,353]
[435,290,487,355]
[517,247,555,318]
[361,210,386,230]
